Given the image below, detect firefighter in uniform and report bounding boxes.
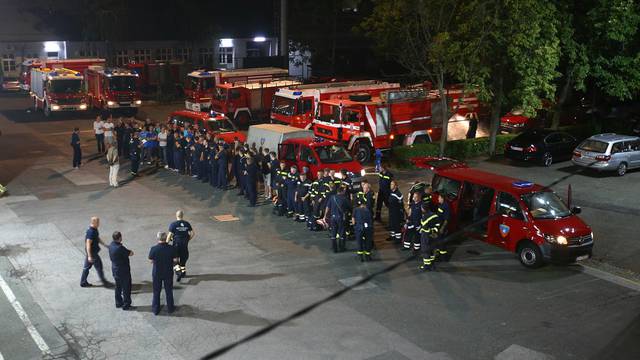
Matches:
[274,161,288,216]
[405,191,423,252]
[285,166,299,218]
[245,156,259,207]
[375,164,394,221]
[353,200,373,262]
[167,210,195,282]
[173,133,185,174]
[357,180,376,217]
[129,132,141,176]
[295,172,312,222]
[434,193,451,261]
[387,180,404,243]
[209,141,218,188]
[217,144,229,189]
[308,171,323,230]
[419,203,441,271]
[325,184,351,253]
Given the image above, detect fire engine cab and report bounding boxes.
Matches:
[270,80,400,129]
[313,87,482,163]
[412,157,594,268]
[30,68,88,117]
[85,66,142,115]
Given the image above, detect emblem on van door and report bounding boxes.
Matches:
[499,224,510,238]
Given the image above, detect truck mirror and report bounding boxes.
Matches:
[571,206,581,215]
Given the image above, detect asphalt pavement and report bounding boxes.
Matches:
[1,92,639,360]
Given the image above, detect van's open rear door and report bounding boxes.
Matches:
[410,156,468,171]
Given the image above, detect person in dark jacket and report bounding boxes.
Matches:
[108,231,134,310]
[295,171,312,222]
[217,144,228,189]
[71,127,82,169]
[405,192,423,252]
[375,164,394,221]
[245,156,259,206]
[129,132,142,176]
[149,232,178,315]
[165,128,175,170]
[387,180,404,243]
[209,141,219,188]
[353,200,374,262]
[285,166,299,218]
[325,185,352,253]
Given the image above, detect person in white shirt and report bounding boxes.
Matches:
[158,126,168,166]
[106,143,119,187]
[93,116,105,154]
[103,117,115,146]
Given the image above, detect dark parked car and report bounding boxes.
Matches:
[504,129,579,167]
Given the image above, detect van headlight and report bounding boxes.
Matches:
[107,101,115,106]
[51,105,60,110]
[544,234,567,245]
[135,100,142,105]
[360,169,366,177]
[79,104,87,110]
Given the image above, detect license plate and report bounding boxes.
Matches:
[576,255,589,261]
[120,102,130,106]
[510,146,523,151]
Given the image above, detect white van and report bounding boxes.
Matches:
[247,124,314,156]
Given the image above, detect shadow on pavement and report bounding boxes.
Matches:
[185,272,285,285]
[132,304,282,326]
[593,314,640,359]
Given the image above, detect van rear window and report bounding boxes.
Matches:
[578,140,608,153]
[433,175,461,199]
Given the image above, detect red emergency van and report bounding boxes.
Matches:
[413,157,594,268]
[167,110,246,144]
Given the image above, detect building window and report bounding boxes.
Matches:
[116,50,129,66]
[46,51,59,59]
[175,48,191,62]
[157,48,173,61]
[132,49,151,63]
[199,48,214,67]
[218,47,233,65]
[2,54,16,72]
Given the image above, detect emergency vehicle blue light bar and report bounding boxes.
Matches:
[293,91,303,96]
[512,181,534,188]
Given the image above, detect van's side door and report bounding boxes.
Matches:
[488,192,529,251]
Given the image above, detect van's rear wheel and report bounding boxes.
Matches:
[617,162,627,176]
[542,152,553,167]
[517,241,544,268]
[353,141,372,164]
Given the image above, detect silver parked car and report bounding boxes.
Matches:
[571,133,640,176]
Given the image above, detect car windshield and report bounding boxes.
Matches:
[48,79,83,93]
[521,191,571,220]
[315,145,353,163]
[578,139,608,153]
[214,87,227,101]
[108,76,136,91]
[272,95,296,115]
[207,118,236,132]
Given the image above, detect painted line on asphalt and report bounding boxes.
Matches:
[580,264,640,292]
[0,273,51,355]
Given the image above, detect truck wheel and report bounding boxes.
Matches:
[43,102,51,117]
[517,240,544,268]
[353,141,372,164]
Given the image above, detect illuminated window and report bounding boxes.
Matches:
[2,54,16,72]
[218,47,233,65]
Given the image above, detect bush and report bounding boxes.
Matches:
[391,135,517,168]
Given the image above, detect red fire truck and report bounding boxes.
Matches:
[185,67,290,113]
[20,58,105,92]
[312,87,482,163]
[85,66,142,115]
[30,68,89,117]
[211,75,301,126]
[270,80,401,129]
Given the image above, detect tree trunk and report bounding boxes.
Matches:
[551,73,572,129]
[438,74,449,157]
[488,72,504,156]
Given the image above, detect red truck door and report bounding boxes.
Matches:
[298,144,319,178]
[487,192,529,251]
[278,143,299,169]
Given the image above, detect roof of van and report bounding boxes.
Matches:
[587,133,639,142]
[250,124,313,135]
[437,167,545,196]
